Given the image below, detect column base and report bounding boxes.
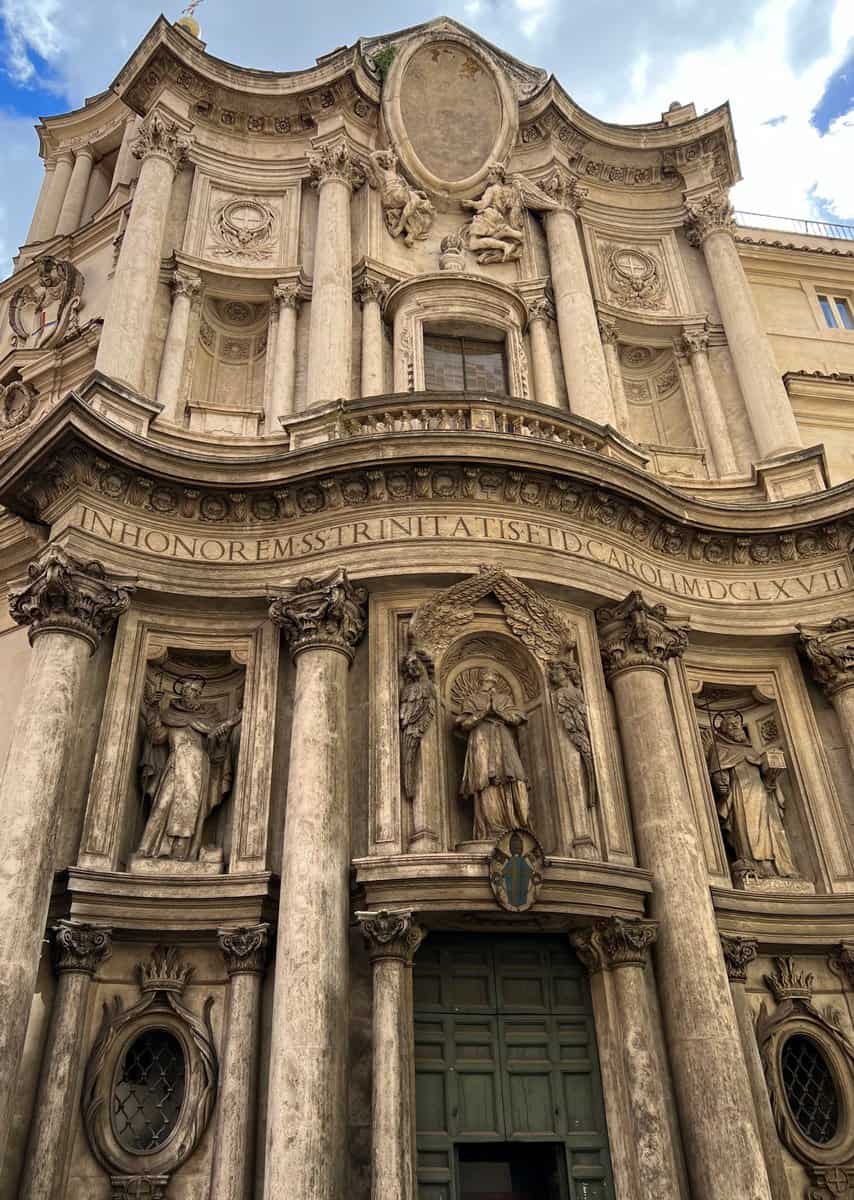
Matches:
[756,444,828,500]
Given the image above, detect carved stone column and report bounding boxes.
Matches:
[799,618,854,778]
[0,549,131,1171]
[721,936,792,1200]
[55,145,95,237]
[264,569,368,1200]
[25,158,59,246]
[209,925,271,1200]
[356,910,425,1200]
[96,111,191,393]
[527,297,559,408]
[685,192,801,461]
[155,267,200,424]
[306,138,364,407]
[111,115,142,192]
[20,922,112,1200]
[542,172,615,427]
[596,591,772,1200]
[268,281,301,425]
[680,325,738,477]
[597,316,631,433]
[359,277,387,399]
[39,149,74,241]
[572,917,681,1200]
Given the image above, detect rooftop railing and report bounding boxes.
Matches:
[734,211,854,241]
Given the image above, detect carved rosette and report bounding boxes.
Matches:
[798,618,854,698]
[720,934,758,983]
[571,917,658,974]
[268,567,368,663]
[356,909,425,963]
[218,924,271,975]
[52,920,112,976]
[685,190,736,247]
[172,268,201,302]
[9,546,133,651]
[131,111,192,172]
[273,281,301,310]
[595,591,688,680]
[308,138,365,193]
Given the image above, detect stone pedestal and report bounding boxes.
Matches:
[155,268,200,424]
[799,618,854,778]
[527,297,559,408]
[96,111,191,393]
[356,910,425,1200]
[264,569,368,1200]
[0,548,130,1173]
[596,591,772,1200]
[542,175,615,427]
[359,278,387,399]
[55,146,95,237]
[306,139,364,407]
[573,917,681,1200]
[209,925,270,1200]
[681,325,738,477]
[598,317,631,433]
[19,923,112,1200]
[721,936,792,1200]
[269,281,300,424]
[686,193,801,461]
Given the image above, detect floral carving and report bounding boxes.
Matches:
[799,618,854,697]
[355,909,425,962]
[596,591,688,679]
[131,111,191,172]
[171,268,201,300]
[211,197,277,259]
[51,921,112,975]
[571,917,658,973]
[308,139,365,192]
[9,546,133,651]
[218,924,271,975]
[268,567,368,662]
[9,256,84,350]
[685,190,735,247]
[365,148,434,247]
[720,934,758,983]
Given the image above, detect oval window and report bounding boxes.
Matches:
[781,1034,840,1144]
[112,1029,187,1153]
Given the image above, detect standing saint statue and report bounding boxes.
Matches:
[399,650,436,802]
[137,674,242,862]
[455,669,531,840]
[705,710,796,879]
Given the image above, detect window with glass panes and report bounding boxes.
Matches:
[817,293,854,330]
[424,333,509,394]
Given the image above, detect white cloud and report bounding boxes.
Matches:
[513,0,554,40]
[0,111,42,276]
[1,0,65,83]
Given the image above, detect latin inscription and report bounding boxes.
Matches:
[78,505,851,604]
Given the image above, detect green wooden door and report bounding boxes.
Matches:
[414,935,613,1200]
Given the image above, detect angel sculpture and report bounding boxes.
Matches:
[459,161,562,265]
[547,659,598,809]
[399,650,436,801]
[366,148,435,247]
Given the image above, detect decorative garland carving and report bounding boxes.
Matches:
[82,946,217,1198]
[0,381,37,429]
[210,198,277,260]
[604,245,666,311]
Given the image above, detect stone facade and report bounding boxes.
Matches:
[1,14,854,1200]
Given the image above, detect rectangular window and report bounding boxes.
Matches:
[835,297,854,330]
[817,293,854,331]
[818,294,837,328]
[424,334,508,395]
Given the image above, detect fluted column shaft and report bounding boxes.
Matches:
[55,146,95,237]
[686,193,800,460]
[596,591,772,1200]
[0,549,130,1174]
[209,925,270,1200]
[598,317,631,433]
[306,140,363,407]
[96,112,191,393]
[269,282,300,424]
[681,327,738,476]
[799,618,854,778]
[39,151,74,241]
[527,299,559,408]
[359,279,386,399]
[156,268,200,424]
[264,570,368,1200]
[357,911,425,1200]
[19,923,111,1200]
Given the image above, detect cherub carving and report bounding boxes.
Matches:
[366,148,435,247]
[399,649,436,802]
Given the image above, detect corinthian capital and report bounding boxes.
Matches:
[172,268,201,300]
[218,924,271,975]
[540,166,587,214]
[131,111,192,172]
[680,324,710,355]
[308,138,365,192]
[356,909,426,963]
[685,190,735,247]
[571,917,658,973]
[597,315,619,345]
[273,280,301,309]
[268,567,368,662]
[9,546,133,651]
[51,921,112,975]
[596,590,688,679]
[720,934,758,983]
[798,618,854,697]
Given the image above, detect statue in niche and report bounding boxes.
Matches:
[454,668,531,839]
[547,658,598,809]
[366,148,435,247]
[704,710,796,880]
[459,161,560,266]
[136,674,242,863]
[399,650,436,802]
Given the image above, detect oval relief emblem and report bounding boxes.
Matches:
[383,36,516,196]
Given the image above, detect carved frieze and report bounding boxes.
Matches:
[9,256,84,350]
[355,909,425,962]
[596,591,688,679]
[268,566,368,662]
[9,546,133,651]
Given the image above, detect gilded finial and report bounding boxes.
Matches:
[176,0,204,38]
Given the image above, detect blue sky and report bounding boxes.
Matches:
[1,0,854,274]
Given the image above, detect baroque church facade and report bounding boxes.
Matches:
[3,12,854,1200]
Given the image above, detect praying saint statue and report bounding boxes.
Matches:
[136,674,242,862]
[705,710,796,879]
[455,669,531,840]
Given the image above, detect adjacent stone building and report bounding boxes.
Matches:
[2,13,854,1200]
